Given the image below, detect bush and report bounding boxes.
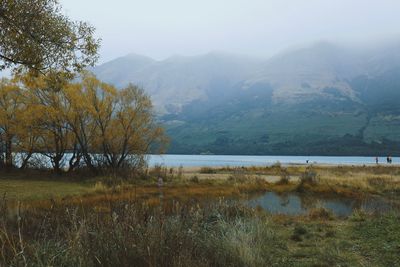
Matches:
[200,167,217,174]
[276,168,290,185]
[300,167,318,184]
[348,209,369,222]
[291,225,308,242]
[308,207,334,220]
[228,170,249,183]
[271,161,281,168]
[297,167,318,192]
[149,164,168,179]
[190,175,200,183]
[93,181,108,193]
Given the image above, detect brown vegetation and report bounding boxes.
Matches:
[1,191,399,266]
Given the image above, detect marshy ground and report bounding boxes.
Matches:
[0,164,400,266]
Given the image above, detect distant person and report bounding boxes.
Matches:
[389,156,393,164]
[306,160,309,164]
[375,157,379,164]
[387,156,390,164]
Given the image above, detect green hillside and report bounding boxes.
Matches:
[94,42,400,155]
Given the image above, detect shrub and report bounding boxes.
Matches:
[300,167,318,184]
[297,167,318,192]
[272,161,282,169]
[349,209,369,222]
[308,207,334,220]
[228,170,249,183]
[190,175,200,183]
[200,167,217,174]
[149,164,168,179]
[293,225,307,236]
[291,225,308,242]
[276,168,290,185]
[93,181,108,193]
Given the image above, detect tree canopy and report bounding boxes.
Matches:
[0,73,167,172]
[0,0,100,73]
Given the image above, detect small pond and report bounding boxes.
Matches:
[246,192,399,217]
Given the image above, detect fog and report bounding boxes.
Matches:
[58,0,400,63]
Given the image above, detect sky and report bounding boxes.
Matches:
[30,1,400,63]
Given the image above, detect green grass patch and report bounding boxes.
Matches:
[350,213,400,267]
[0,173,92,200]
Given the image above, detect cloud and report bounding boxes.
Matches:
[59,0,400,62]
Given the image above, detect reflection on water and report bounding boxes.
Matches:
[247,192,398,217]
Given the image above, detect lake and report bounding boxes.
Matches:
[148,154,398,167]
[246,192,399,217]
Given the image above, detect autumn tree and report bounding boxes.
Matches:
[111,84,166,169]
[61,74,104,172]
[0,78,23,168]
[21,73,74,173]
[0,0,100,73]
[65,73,167,172]
[1,72,167,174]
[14,107,41,169]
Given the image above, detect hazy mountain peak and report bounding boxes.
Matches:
[124,53,155,62]
[93,41,400,112]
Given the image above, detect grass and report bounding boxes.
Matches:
[183,165,400,197]
[0,165,399,266]
[0,174,92,201]
[1,198,399,266]
[304,165,400,197]
[350,212,400,266]
[2,164,400,202]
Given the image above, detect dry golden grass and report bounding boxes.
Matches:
[3,164,400,214]
[11,178,271,212]
[313,167,400,195]
[180,164,400,197]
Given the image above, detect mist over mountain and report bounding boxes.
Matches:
[93,41,400,155]
[94,52,263,114]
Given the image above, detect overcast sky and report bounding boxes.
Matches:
[50,0,400,63]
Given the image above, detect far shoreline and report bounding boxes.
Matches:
[148,154,398,167]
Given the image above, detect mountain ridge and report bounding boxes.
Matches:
[93,41,400,155]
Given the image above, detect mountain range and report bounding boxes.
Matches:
[93,41,400,155]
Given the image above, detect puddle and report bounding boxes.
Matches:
[246,192,399,217]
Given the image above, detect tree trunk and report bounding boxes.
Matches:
[20,152,33,169]
[53,154,63,174]
[5,135,12,169]
[83,152,98,174]
[68,149,82,173]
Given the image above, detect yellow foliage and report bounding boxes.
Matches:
[0,71,167,171]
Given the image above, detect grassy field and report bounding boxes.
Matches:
[1,164,400,202]
[0,165,399,266]
[0,171,95,201]
[0,179,91,200]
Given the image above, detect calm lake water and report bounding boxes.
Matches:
[148,154,399,167]
[246,192,399,217]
